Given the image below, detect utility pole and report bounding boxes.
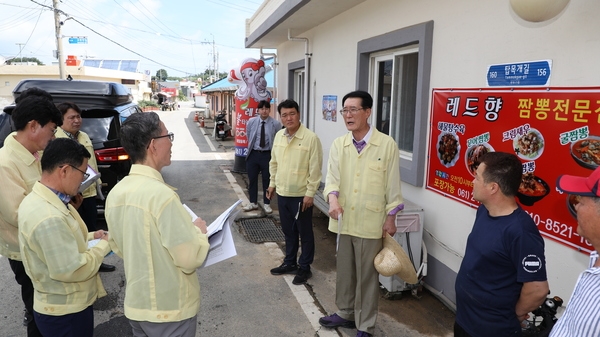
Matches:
[212,37,217,82]
[207,34,217,82]
[15,43,24,62]
[53,0,66,79]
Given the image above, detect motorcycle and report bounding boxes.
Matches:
[214,111,232,141]
[522,295,563,337]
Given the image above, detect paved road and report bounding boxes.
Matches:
[0,101,454,337]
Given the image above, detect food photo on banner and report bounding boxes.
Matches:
[426,87,600,253]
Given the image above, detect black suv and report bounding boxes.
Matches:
[1,79,141,215]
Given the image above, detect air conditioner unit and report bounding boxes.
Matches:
[379,199,425,292]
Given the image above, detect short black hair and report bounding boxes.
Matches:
[56,101,82,116]
[41,138,90,173]
[12,95,63,131]
[257,100,271,109]
[15,87,53,104]
[479,152,522,197]
[342,90,373,109]
[277,99,299,114]
[120,112,161,164]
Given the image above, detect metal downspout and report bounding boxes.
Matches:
[260,48,278,116]
[287,29,311,129]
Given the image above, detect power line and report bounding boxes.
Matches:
[0,6,46,32]
[26,0,258,75]
[29,0,191,74]
[111,0,161,35]
[61,0,198,68]
[128,0,182,39]
[69,16,190,74]
[206,0,256,12]
[0,2,38,10]
[17,6,45,57]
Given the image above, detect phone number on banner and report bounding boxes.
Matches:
[525,210,593,252]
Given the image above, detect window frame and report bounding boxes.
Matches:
[370,47,419,160]
[356,21,434,187]
[288,59,307,125]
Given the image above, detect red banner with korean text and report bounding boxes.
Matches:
[426,87,600,254]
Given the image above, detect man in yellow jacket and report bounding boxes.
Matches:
[18,138,111,337]
[320,91,403,337]
[0,92,62,337]
[55,101,115,272]
[266,99,323,285]
[105,112,210,337]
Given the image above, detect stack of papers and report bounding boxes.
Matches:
[183,200,242,268]
[79,165,101,194]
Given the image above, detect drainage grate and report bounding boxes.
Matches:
[239,218,285,243]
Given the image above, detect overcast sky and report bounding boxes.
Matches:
[0,0,266,77]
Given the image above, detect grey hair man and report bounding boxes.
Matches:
[105,112,210,337]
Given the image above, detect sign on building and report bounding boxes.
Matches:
[487,60,552,86]
[427,87,600,253]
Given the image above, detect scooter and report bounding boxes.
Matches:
[214,111,232,141]
[521,295,563,337]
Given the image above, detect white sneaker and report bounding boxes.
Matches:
[263,204,273,214]
[243,203,258,212]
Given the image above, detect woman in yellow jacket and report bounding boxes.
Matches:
[56,102,115,272]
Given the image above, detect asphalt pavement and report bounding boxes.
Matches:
[0,101,454,337]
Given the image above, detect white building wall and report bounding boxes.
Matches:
[272,0,596,303]
[0,64,149,101]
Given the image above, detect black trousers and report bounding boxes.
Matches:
[9,259,43,337]
[78,196,98,232]
[35,305,93,337]
[245,151,271,205]
[277,195,315,269]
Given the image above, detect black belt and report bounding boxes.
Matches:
[254,150,271,153]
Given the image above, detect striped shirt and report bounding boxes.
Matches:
[550,251,600,337]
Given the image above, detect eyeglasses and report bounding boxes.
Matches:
[152,132,175,142]
[340,108,364,115]
[62,164,90,181]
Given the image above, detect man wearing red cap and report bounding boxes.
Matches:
[550,167,600,336]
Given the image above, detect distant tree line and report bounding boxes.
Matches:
[152,68,227,84]
[7,57,44,65]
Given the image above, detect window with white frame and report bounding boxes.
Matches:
[288,59,307,124]
[294,69,305,121]
[371,47,419,161]
[356,21,433,186]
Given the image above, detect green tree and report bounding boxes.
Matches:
[194,69,227,84]
[156,69,168,81]
[7,57,44,65]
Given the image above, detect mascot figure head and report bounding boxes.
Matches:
[228,58,271,103]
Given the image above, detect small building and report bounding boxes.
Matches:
[245,0,597,309]
[0,56,152,102]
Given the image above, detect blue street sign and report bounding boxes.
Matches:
[487,60,551,86]
[68,37,88,44]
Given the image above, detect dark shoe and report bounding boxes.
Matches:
[319,313,356,329]
[99,263,116,272]
[23,309,32,326]
[270,263,298,275]
[356,331,373,337]
[292,268,312,285]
